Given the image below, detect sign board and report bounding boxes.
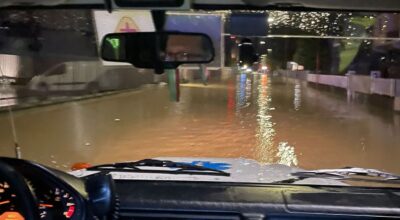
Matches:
[93,10,155,65]
[229,13,268,36]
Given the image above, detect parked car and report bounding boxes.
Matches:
[28,61,152,96]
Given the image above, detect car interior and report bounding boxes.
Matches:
[1,0,400,219]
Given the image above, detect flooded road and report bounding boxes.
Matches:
[1,71,400,173]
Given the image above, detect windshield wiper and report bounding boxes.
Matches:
[275,167,400,184]
[87,159,230,177]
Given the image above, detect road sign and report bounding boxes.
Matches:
[93,10,155,65]
[115,16,139,33]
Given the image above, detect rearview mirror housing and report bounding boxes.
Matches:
[101,32,215,70]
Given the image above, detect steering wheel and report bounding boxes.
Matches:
[0,160,39,220]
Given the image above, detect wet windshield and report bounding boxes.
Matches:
[0,8,399,187]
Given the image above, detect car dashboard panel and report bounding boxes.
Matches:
[115,180,400,219]
[0,158,87,220]
[1,158,400,220]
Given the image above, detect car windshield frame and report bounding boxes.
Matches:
[0,5,400,188]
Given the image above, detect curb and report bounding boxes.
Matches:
[0,88,138,114]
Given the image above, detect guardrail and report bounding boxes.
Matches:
[348,75,372,94]
[308,74,348,89]
[396,79,400,97]
[278,70,400,111]
[370,78,396,96]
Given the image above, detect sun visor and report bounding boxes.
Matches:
[0,0,190,10]
[0,0,66,7]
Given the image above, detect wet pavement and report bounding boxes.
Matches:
[0,70,400,173]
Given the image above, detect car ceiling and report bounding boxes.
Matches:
[1,0,400,12]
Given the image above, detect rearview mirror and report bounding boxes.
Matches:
[101,32,214,69]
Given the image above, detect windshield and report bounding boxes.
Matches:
[0,8,399,187]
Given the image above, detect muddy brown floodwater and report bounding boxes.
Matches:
[1,71,400,174]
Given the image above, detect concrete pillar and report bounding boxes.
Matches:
[395,97,400,112]
[394,113,400,128]
[153,74,162,83]
[347,89,354,103]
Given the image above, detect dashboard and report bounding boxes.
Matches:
[0,180,25,220]
[1,157,400,220]
[0,157,112,220]
[27,173,81,219]
[0,178,79,220]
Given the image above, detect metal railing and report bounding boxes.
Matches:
[279,70,400,97]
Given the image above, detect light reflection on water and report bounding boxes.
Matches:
[276,142,298,166]
[246,74,299,166]
[293,80,302,111]
[255,74,277,164]
[236,73,252,110]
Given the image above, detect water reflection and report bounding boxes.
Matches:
[71,102,89,152]
[236,73,252,110]
[255,74,276,163]
[293,80,302,111]
[226,78,235,121]
[276,142,298,166]
[254,74,299,166]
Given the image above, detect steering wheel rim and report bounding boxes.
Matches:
[0,160,39,220]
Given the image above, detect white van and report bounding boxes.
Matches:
[28,61,150,95]
[0,84,17,108]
